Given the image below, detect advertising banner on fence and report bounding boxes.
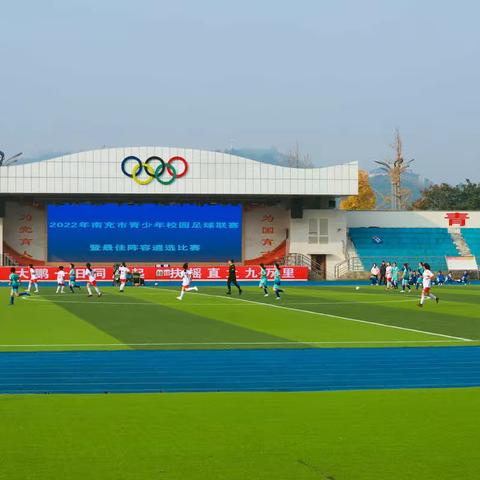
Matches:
[0,265,309,282]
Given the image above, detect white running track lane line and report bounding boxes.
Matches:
[155,287,474,342]
[0,340,468,348]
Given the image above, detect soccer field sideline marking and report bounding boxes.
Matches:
[26,296,421,307]
[155,287,474,343]
[0,339,468,348]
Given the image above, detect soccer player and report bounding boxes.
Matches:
[417,263,439,308]
[118,262,130,292]
[258,263,269,296]
[176,263,198,300]
[273,263,284,300]
[391,262,399,289]
[417,262,425,276]
[68,263,81,293]
[8,267,30,305]
[437,271,445,286]
[415,271,423,291]
[27,263,39,294]
[400,263,411,293]
[385,262,393,289]
[55,266,66,294]
[226,259,242,295]
[86,263,102,297]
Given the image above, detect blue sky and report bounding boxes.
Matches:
[1,0,479,182]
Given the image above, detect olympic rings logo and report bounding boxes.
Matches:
[121,156,189,185]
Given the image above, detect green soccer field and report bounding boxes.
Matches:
[2,284,480,479]
[1,284,479,350]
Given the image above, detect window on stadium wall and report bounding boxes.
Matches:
[308,218,328,244]
[47,203,243,262]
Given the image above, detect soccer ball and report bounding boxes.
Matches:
[355,286,360,291]
[154,282,158,287]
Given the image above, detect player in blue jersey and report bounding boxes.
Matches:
[258,263,269,296]
[8,267,30,305]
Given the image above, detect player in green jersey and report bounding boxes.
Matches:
[273,263,284,300]
[68,263,81,293]
[8,267,30,305]
[400,263,411,292]
[258,263,269,296]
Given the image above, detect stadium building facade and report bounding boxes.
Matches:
[0,147,358,279]
[1,147,478,280]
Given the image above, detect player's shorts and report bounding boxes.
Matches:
[69,279,76,285]
[11,286,19,293]
[120,278,127,284]
[273,281,281,290]
[57,281,65,285]
[88,280,97,287]
[259,279,267,288]
[402,279,409,285]
[422,287,431,295]
[30,278,38,283]
[182,283,190,290]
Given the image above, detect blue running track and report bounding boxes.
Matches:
[0,346,479,394]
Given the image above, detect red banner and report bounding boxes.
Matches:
[0,265,309,282]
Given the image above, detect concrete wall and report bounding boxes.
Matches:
[288,209,348,279]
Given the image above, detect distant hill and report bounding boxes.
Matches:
[369,168,432,208]
[224,147,293,166]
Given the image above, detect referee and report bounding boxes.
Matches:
[226,259,242,295]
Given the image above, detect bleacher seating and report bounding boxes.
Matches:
[349,228,458,272]
[461,229,480,261]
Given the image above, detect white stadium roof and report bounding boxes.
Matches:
[0,147,358,197]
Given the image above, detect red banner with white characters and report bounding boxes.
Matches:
[0,265,309,282]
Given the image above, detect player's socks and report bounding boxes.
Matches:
[87,285,92,296]
[9,296,14,305]
[177,289,185,300]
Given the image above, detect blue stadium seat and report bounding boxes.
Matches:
[349,228,458,272]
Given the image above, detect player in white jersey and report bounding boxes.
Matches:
[385,262,393,289]
[27,263,39,293]
[176,263,199,300]
[85,263,102,297]
[417,263,439,308]
[118,262,130,292]
[55,266,66,293]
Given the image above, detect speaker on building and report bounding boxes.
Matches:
[290,199,303,219]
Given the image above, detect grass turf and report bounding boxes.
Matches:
[1,388,479,479]
[1,284,479,351]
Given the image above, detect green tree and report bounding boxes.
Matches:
[413,179,480,210]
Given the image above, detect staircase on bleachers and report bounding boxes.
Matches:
[448,228,472,256]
